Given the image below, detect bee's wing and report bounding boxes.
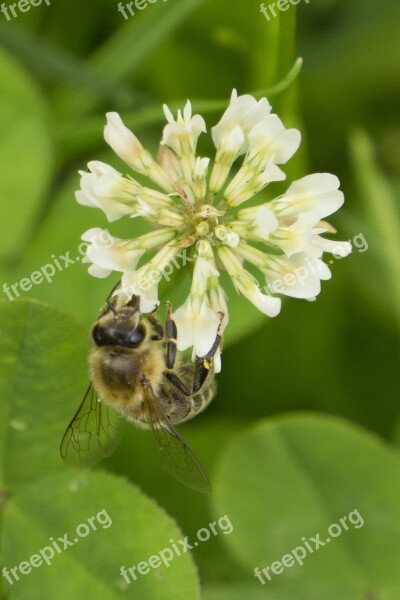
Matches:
[60,383,124,467]
[141,379,211,494]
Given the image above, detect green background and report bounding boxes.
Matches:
[0,0,399,598]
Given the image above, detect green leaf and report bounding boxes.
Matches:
[349,129,400,329]
[0,23,131,100]
[2,470,200,599]
[203,584,293,600]
[212,414,400,598]
[0,300,88,493]
[0,48,52,262]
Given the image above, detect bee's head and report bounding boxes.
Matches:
[92,296,147,349]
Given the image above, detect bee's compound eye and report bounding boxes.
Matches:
[128,324,146,348]
[92,325,107,346]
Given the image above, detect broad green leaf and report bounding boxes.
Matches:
[212,414,400,598]
[0,300,88,492]
[0,48,52,261]
[107,417,246,582]
[202,582,362,600]
[2,470,200,599]
[203,584,296,600]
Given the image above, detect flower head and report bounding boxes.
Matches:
[77,90,351,368]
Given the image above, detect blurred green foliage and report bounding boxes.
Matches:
[0,0,399,598]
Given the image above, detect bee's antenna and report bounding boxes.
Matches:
[105,279,122,317]
[107,300,118,317]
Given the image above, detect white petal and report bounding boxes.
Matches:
[81,227,105,243]
[139,294,159,313]
[193,303,220,357]
[211,92,271,153]
[161,104,206,156]
[191,114,207,135]
[224,125,245,154]
[173,302,195,351]
[248,115,301,164]
[183,100,192,122]
[273,129,302,164]
[315,237,352,257]
[120,272,160,313]
[244,287,281,317]
[260,163,286,184]
[281,173,344,218]
[82,229,143,274]
[265,254,332,299]
[88,264,112,278]
[87,160,122,179]
[174,297,220,357]
[214,348,222,373]
[104,112,146,170]
[272,212,318,258]
[209,285,229,332]
[77,164,138,222]
[255,206,279,238]
[75,189,95,208]
[163,104,175,123]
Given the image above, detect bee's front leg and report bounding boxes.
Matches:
[148,308,164,341]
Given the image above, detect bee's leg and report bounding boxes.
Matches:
[165,301,178,369]
[148,309,164,341]
[164,371,191,397]
[192,314,224,393]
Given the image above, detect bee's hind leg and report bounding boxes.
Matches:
[164,371,191,397]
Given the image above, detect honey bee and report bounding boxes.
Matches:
[60,285,222,493]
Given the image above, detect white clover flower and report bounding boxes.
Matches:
[210,90,272,193]
[162,101,206,158]
[81,228,145,278]
[76,91,351,367]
